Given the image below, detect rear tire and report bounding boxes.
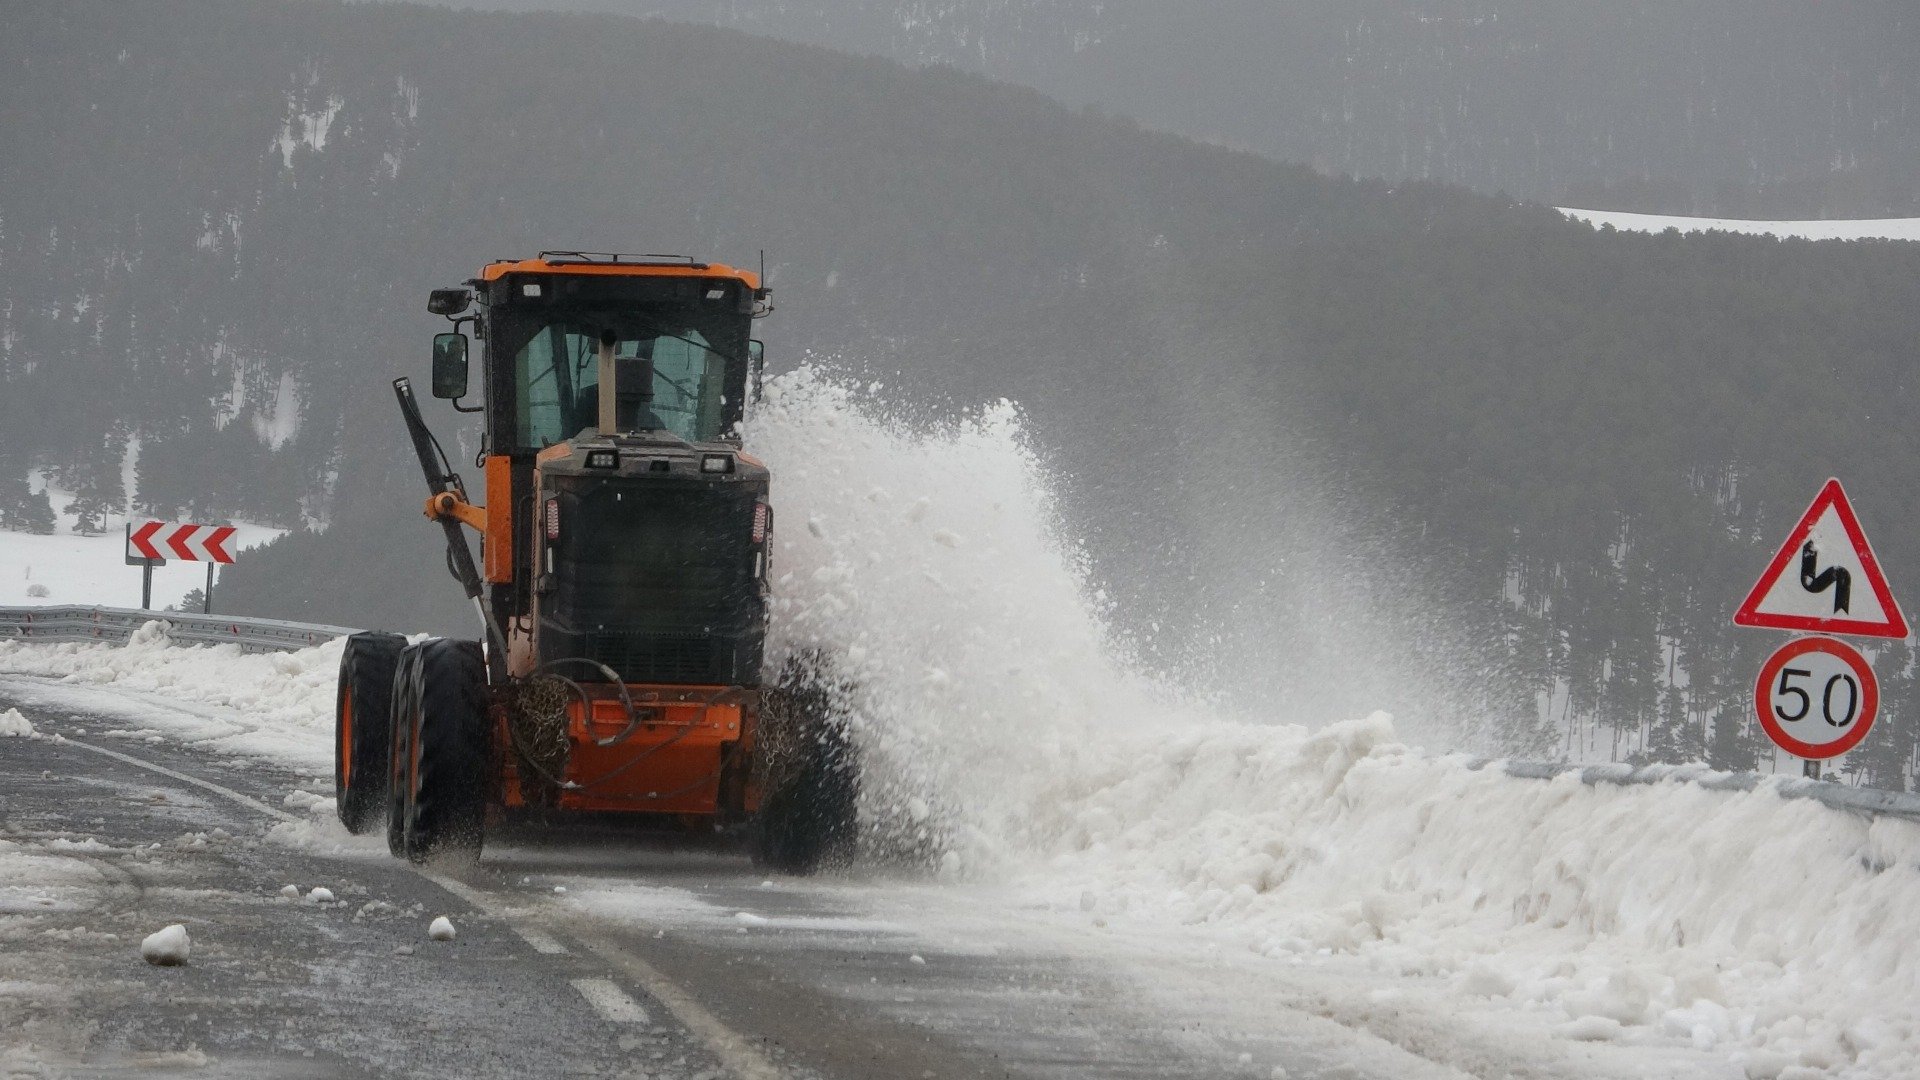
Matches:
[335,632,405,834]
[391,638,490,865]
[753,655,858,874]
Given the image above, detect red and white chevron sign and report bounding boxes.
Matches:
[127,520,238,564]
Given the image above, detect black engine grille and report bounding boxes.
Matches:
[536,471,767,686]
[539,626,759,686]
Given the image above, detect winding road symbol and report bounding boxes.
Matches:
[1799,539,1851,615]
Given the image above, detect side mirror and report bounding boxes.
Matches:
[431,332,470,399]
[748,339,766,403]
[427,288,472,316]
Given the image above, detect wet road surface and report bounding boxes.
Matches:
[0,679,1490,1080]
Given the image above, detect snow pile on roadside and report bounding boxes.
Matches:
[0,707,34,737]
[1029,713,1920,1076]
[0,622,342,770]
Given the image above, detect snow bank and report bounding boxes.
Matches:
[1027,713,1920,1075]
[0,621,342,770]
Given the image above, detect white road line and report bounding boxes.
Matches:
[571,978,652,1024]
[57,738,299,823]
[515,926,570,955]
[43,735,786,1080]
[572,934,785,1080]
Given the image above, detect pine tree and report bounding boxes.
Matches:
[0,475,56,535]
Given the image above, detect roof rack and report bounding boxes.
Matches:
[537,251,710,270]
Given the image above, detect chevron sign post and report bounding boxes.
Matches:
[127,521,238,563]
[125,520,238,612]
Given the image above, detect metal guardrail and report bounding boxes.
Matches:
[0,605,354,654]
[1472,757,1920,824]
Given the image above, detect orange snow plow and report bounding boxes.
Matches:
[331,253,854,871]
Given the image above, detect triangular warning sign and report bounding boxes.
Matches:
[1734,478,1909,638]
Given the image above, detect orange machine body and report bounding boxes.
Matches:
[494,688,761,816]
[415,253,774,830]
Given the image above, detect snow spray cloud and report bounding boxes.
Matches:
[743,366,1496,872]
[744,368,1210,874]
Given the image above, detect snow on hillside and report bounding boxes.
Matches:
[1561,208,1920,242]
[0,478,284,610]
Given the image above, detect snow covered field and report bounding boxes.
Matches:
[5,372,1920,1077]
[0,480,284,610]
[1560,208,1920,243]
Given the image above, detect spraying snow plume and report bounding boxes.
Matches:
[746,368,1212,873]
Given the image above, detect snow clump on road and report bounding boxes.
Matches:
[428,916,456,941]
[0,708,34,737]
[139,924,190,966]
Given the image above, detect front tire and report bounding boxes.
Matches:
[335,632,405,834]
[390,638,490,865]
[386,643,424,858]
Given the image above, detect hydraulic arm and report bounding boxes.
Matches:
[393,377,500,647]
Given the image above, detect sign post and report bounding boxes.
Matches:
[124,522,165,609]
[126,520,238,612]
[1733,479,1907,777]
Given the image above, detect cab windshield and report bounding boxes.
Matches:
[513,321,728,445]
[488,273,751,449]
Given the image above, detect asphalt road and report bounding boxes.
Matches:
[0,680,1482,1080]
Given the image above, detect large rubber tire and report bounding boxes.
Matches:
[752,656,859,875]
[334,632,405,834]
[391,638,490,865]
[386,643,425,858]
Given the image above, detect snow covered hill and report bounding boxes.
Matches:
[1562,209,1920,243]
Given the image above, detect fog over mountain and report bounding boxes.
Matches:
[433,0,1920,218]
[6,0,1920,779]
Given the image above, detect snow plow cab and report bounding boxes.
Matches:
[332,252,855,872]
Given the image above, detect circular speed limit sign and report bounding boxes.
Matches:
[1753,636,1879,760]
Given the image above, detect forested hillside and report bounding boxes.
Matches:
[460,0,1920,218]
[5,0,1919,781]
